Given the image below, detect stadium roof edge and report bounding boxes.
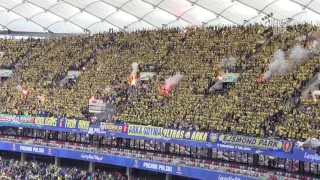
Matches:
[0,0,318,34]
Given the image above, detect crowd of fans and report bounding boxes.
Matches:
[0,24,320,141]
[0,157,132,180]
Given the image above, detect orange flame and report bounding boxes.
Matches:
[131,79,136,86]
[129,76,137,86]
[160,87,169,96]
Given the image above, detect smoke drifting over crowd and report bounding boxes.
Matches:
[262,49,287,80]
[16,84,22,90]
[130,62,138,85]
[261,44,310,81]
[311,40,319,51]
[290,45,309,64]
[295,36,306,42]
[165,73,183,91]
[160,73,183,95]
[131,62,138,79]
[37,95,45,103]
[312,90,320,101]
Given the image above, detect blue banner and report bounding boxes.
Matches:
[208,133,294,153]
[0,114,125,134]
[0,113,306,158]
[126,124,294,153]
[1,141,258,180]
[127,124,209,142]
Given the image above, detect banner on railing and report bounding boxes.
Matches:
[0,113,296,155]
[67,71,81,79]
[127,124,209,142]
[3,141,259,180]
[208,133,294,153]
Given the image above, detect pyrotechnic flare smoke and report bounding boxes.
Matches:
[262,45,311,81]
[263,71,272,80]
[164,73,183,91]
[312,90,320,100]
[16,84,22,90]
[130,62,139,86]
[290,45,309,64]
[131,62,138,79]
[262,49,287,81]
[36,95,43,100]
[311,40,319,51]
[295,36,306,42]
[37,95,45,102]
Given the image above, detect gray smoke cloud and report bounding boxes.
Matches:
[295,36,306,42]
[263,49,288,80]
[16,84,22,90]
[289,45,309,64]
[37,95,45,102]
[165,73,183,90]
[311,40,320,52]
[131,62,138,79]
[263,45,311,80]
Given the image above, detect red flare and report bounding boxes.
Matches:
[257,76,265,82]
[22,90,28,95]
[160,87,170,96]
[89,96,96,103]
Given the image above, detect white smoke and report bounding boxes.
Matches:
[16,84,22,90]
[289,45,309,64]
[263,49,288,80]
[131,62,138,79]
[311,40,320,52]
[295,36,306,42]
[312,90,320,99]
[37,95,45,102]
[297,137,320,150]
[165,73,183,90]
[269,49,288,73]
[263,71,272,80]
[312,40,319,48]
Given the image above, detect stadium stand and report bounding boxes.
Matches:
[0,24,319,140]
[0,1,320,180]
